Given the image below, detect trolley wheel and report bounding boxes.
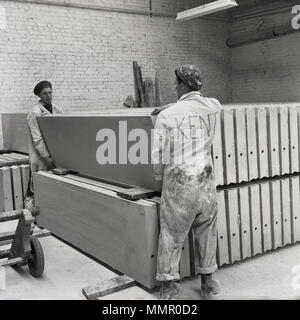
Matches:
[28,237,45,278]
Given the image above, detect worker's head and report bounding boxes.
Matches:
[33,81,52,107]
[175,65,203,99]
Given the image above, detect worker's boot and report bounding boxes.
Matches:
[200,274,220,298]
[159,280,181,300]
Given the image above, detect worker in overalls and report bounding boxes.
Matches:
[152,65,221,299]
[25,81,63,209]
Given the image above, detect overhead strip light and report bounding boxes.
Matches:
[176,0,238,21]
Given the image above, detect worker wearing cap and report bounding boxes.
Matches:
[152,65,221,299]
[25,81,63,201]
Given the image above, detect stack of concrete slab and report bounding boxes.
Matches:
[213,103,300,186]
[214,103,300,267]
[1,113,29,154]
[3,103,300,289]
[0,153,30,212]
[217,175,300,266]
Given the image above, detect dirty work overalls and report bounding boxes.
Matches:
[152,91,221,282]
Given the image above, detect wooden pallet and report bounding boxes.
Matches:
[82,275,136,300]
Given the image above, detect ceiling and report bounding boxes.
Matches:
[183,0,300,20]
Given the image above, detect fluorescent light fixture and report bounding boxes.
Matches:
[176,0,238,21]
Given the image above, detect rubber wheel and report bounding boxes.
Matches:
[28,237,45,278]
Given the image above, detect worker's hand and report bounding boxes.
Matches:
[154,174,163,181]
[151,103,173,116]
[44,156,55,170]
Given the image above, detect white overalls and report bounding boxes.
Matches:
[152,91,221,281]
[27,101,62,193]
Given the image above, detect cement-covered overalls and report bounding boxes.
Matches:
[152,91,221,282]
[27,102,62,194]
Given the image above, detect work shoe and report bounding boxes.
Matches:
[159,281,181,300]
[201,279,220,298]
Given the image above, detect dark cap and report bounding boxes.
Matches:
[33,81,52,96]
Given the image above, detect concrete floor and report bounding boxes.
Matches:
[1,234,300,300]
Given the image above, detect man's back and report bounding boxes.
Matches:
[153,91,221,171]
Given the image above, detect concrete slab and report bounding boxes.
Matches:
[37,115,160,191]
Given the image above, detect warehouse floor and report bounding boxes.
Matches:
[1,235,300,300]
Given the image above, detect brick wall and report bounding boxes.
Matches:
[231,10,300,102]
[0,0,231,147]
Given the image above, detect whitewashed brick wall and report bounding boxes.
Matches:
[0,0,232,147]
[231,11,300,103]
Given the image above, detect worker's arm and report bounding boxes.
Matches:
[27,111,52,160]
[152,113,168,181]
[53,104,63,114]
[151,103,174,116]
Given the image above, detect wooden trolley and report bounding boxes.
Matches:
[0,208,45,278]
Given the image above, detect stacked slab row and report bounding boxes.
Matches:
[213,103,300,186]
[0,153,30,212]
[214,103,300,267]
